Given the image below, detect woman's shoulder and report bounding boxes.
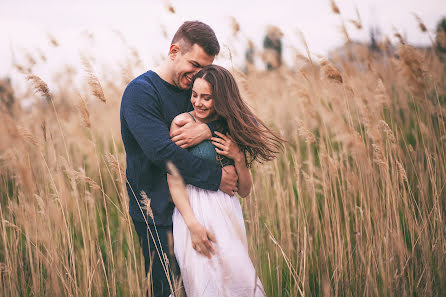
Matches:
[172,112,195,125]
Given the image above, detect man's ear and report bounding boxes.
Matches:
[169,44,180,60]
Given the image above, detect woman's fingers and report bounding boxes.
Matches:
[207,232,216,243]
[211,136,226,145]
[205,240,215,255]
[198,242,211,258]
[212,141,226,150]
[192,239,214,258]
[215,147,227,156]
[214,131,228,140]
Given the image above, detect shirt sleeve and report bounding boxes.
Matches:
[122,80,222,190]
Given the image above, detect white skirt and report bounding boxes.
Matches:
[172,184,266,297]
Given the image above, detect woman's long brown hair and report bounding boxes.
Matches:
[193,65,284,166]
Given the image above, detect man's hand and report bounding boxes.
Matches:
[219,165,238,196]
[188,221,216,258]
[170,118,211,149]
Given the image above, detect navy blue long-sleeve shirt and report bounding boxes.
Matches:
[120,70,222,226]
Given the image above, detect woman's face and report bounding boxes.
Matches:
[191,78,216,122]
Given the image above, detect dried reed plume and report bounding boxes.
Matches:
[396,161,408,185]
[320,59,343,83]
[81,55,106,103]
[378,120,396,143]
[394,32,406,44]
[14,63,30,74]
[166,1,175,14]
[140,190,154,220]
[47,33,59,47]
[70,167,101,191]
[412,13,427,33]
[397,44,426,92]
[231,17,241,37]
[340,21,351,43]
[16,125,39,147]
[26,74,51,99]
[104,152,126,183]
[349,7,362,30]
[330,0,340,14]
[77,95,91,128]
[296,119,316,144]
[296,30,314,68]
[349,20,362,30]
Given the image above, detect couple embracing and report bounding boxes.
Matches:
[120,21,282,297]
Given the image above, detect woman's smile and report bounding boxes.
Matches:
[191,78,216,122]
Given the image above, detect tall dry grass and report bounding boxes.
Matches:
[1,14,446,297]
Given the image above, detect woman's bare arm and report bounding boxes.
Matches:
[168,114,216,258]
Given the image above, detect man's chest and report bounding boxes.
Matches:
[159,94,192,125]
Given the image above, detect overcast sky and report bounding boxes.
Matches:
[1,0,445,81]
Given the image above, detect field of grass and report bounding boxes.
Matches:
[1,13,446,297]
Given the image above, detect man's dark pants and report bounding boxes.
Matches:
[132,219,180,297]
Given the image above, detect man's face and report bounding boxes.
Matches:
[170,43,214,90]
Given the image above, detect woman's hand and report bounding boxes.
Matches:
[211,132,244,163]
[188,221,216,258]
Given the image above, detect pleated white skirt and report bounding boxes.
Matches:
[172,184,266,297]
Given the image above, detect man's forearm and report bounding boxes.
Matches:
[171,121,212,148]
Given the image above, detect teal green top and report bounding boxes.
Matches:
[189,140,218,164]
[186,112,220,165]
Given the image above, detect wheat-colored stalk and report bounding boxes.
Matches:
[348,6,362,30]
[412,13,427,33]
[26,74,51,99]
[330,0,340,14]
[77,95,91,128]
[81,55,106,103]
[140,191,154,220]
[320,59,343,84]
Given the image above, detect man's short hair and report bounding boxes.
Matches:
[171,21,220,56]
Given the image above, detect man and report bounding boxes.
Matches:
[120,21,238,297]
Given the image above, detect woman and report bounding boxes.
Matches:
[167,65,282,297]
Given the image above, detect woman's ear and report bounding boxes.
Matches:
[169,44,180,60]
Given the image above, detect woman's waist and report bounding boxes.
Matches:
[186,184,236,198]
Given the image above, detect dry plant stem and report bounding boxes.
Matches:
[128,182,175,295]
